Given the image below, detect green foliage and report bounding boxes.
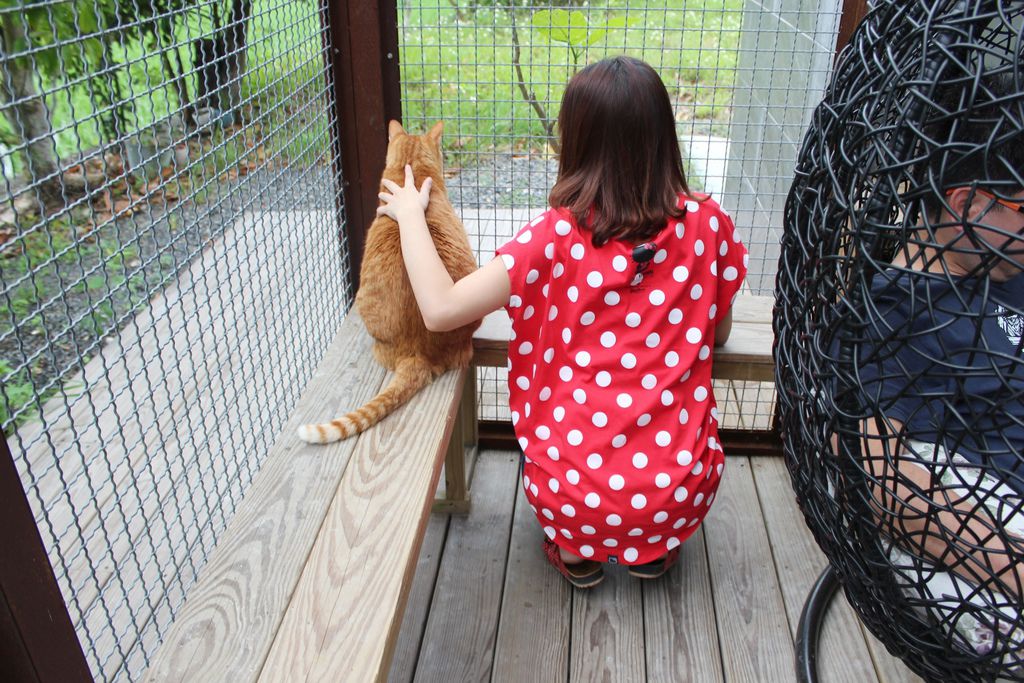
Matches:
[0,358,36,431]
[531,9,630,65]
[0,0,103,77]
[399,0,742,164]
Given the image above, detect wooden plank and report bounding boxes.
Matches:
[752,457,881,683]
[703,457,794,682]
[491,482,571,681]
[386,513,449,683]
[332,0,401,288]
[473,295,775,383]
[461,365,479,448]
[257,367,466,683]
[752,458,923,683]
[432,371,478,514]
[471,309,516,368]
[859,621,925,683]
[141,312,386,682]
[413,450,519,682]
[643,528,724,682]
[719,294,776,383]
[835,0,870,59]
[570,567,645,682]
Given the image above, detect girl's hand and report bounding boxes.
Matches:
[376,164,432,222]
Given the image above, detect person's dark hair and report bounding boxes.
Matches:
[549,56,691,246]
[922,71,1024,220]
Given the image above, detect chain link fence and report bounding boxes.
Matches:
[0,0,348,679]
[398,0,844,430]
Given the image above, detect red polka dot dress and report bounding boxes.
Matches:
[495,195,748,565]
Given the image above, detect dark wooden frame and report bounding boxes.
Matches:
[0,437,92,682]
[835,0,870,59]
[326,0,402,297]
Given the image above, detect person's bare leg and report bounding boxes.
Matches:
[560,547,586,565]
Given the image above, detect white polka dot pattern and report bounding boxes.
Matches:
[494,199,747,564]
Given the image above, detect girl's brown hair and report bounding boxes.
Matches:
[549,56,691,246]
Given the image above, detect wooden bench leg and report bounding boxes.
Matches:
[433,367,476,515]
[461,365,478,449]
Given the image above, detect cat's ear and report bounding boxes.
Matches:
[427,121,444,145]
[388,120,405,140]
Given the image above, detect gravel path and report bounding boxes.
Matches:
[446,155,558,208]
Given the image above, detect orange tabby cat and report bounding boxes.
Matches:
[297,120,480,443]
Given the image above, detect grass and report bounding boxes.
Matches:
[0,359,35,428]
[398,0,743,165]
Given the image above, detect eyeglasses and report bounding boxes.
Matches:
[974,188,1024,215]
[946,187,1024,215]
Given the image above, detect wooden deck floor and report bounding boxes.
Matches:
[389,450,924,683]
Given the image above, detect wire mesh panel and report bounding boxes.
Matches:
[397,0,844,429]
[0,1,347,679]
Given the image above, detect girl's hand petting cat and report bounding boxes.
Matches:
[377,164,432,222]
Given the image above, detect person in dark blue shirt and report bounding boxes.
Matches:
[857,73,1024,608]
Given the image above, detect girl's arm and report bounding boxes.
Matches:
[714,308,733,346]
[378,165,511,332]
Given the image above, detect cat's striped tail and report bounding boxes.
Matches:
[296,356,434,444]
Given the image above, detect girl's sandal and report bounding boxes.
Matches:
[627,547,681,579]
[542,538,604,588]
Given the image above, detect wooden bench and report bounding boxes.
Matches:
[143,295,773,682]
[142,310,474,682]
[469,293,776,410]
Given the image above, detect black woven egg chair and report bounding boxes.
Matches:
[775,1,1024,681]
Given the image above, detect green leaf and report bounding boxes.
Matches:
[76,2,100,35]
[532,9,568,44]
[82,38,103,65]
[532,9,592,48]
[564,11,591,48]
[533,10,633,50]
[584,28,607,47]
[35,46,60,74]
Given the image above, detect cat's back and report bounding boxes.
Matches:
[357,120,480,365]
[423,190,475,275]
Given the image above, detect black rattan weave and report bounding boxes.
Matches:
[777,2,1024,681]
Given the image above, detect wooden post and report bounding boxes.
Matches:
[434,370,474,515]
[323,0,402,297]
[0,437,92,682]
[834,0,870,61]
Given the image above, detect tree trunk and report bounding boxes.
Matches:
[224,0,251,117]
[194,0,250,121]
[159,18,194,128]
[0,16,62,203]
